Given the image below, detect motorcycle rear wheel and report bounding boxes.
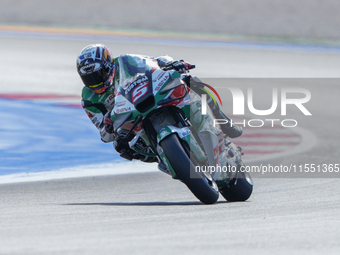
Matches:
[220,162,253,202]
[160,133,219,204]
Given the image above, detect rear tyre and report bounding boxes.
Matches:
[220,163,253,202]
[160,133,219,204]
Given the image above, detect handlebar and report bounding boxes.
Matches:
[162,64,196,71]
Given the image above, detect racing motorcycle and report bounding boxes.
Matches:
[108,55,253,204]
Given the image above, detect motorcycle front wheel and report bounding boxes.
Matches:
[160,133,219,204]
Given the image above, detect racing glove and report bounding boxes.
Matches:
[164,60,194,73]
[113,129,158,162]
[113,129,136,161]
[103,111,114,134]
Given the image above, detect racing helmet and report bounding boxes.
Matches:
[77,44,115,94]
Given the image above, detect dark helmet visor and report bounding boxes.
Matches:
[80,69,109,91]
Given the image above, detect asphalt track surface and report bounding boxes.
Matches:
[1,34,340,254]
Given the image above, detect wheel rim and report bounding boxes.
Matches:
[197,170,219,192]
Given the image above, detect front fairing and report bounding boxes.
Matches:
[110,54,185,123]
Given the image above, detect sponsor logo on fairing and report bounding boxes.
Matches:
[116,107,131,114]
[153,71,166,82]
[115,100,126,107]
[155,73,170,92]
[125,75,149,94]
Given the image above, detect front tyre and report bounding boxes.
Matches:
[160,134,219,204]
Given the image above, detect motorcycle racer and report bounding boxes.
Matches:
[77,44,242,162]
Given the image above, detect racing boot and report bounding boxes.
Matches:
[186,76,243,138]
[207,96,243,138]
